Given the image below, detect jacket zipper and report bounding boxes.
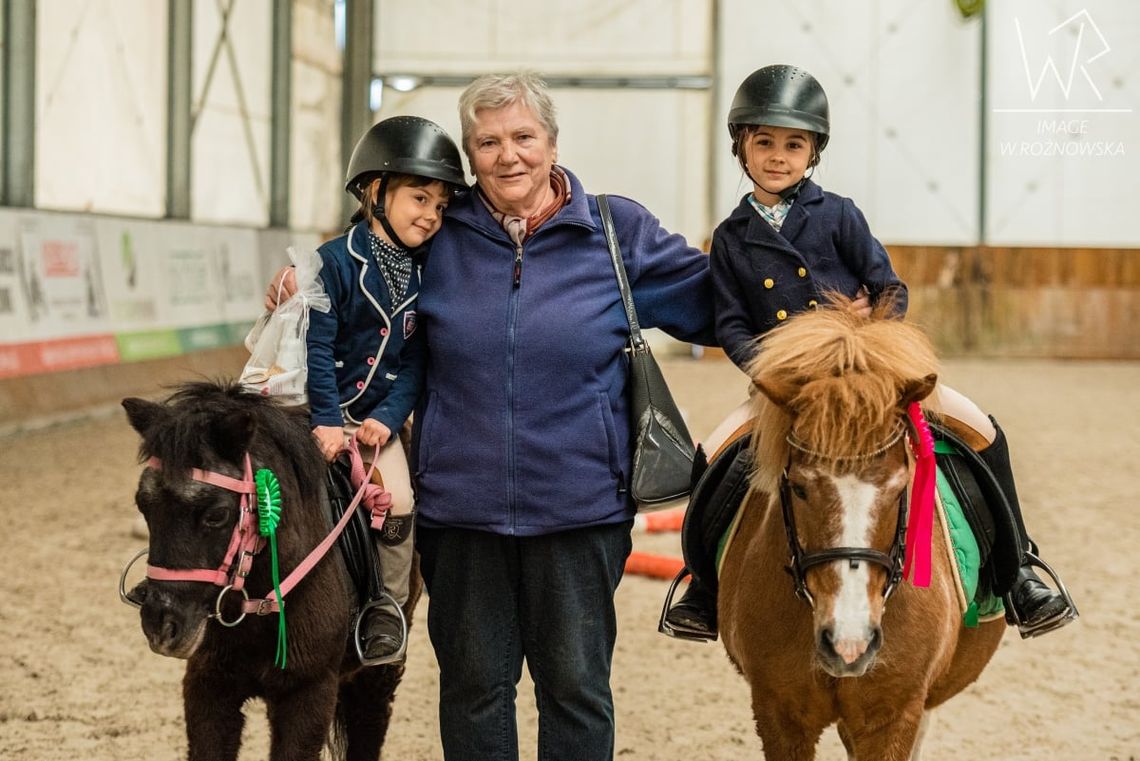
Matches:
[505,241,524,533]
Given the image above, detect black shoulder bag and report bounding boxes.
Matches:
[597,194,696,509]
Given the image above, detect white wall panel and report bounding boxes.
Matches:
[716,0,980,244]
[375,86,711,246]
[376,0,711,75]
[35,0,166,217]
[291,0,342,233]
[985,0,1139,246]
[191,0,271,226]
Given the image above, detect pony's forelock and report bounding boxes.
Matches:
[747,294,938,479]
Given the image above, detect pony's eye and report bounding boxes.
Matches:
[791,483,808,500]
[201,506,230,529]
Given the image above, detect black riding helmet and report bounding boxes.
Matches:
[728,65,830,151]
[728,65,830,200]
[345,115,466,248]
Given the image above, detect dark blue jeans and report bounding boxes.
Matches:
[416,521,633,761]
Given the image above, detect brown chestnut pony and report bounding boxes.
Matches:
[718,299,1003,760]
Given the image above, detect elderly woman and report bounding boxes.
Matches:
[412,72,713,760]
[267,72,714,759]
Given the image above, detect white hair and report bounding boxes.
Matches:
[458,71,559,161]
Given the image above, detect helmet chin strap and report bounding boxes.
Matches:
[370,174,410,250]
[750,164,814,203]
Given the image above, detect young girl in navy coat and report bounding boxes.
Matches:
[663,65,1075,642]
[306,115,466,664]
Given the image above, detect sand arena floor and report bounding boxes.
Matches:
[1,357,1137,760]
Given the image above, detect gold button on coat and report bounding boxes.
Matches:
[797,267,807,277]
[763,278,774,289]
[808,299,818,308]
[776,309,788,321]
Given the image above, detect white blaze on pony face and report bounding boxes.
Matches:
[818,465,909,672]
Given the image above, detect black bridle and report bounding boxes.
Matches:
[779,429,910,609]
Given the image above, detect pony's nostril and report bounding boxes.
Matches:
[868,627,883,651]
[818,627,837,652]
[160,612,180,645]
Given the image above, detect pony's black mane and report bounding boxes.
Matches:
[139,380,326,505]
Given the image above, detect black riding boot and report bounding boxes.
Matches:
[663,578,718,641]
[359,603,405,662]
[357,530,407,665]
[980,420,1076,637]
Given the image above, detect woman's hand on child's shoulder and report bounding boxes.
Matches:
[265,266,298,310]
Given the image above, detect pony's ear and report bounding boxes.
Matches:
[899,373,938,407]
[209,410,256,465]
[122,398,166,436]
[753,375,798,409]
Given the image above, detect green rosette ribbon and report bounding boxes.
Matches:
[255,468,287,669]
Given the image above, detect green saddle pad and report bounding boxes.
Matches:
[934,440,1004,626]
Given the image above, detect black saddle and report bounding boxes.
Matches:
[680,434,754,597]
[325,454,383,606]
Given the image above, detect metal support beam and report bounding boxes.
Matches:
[341,0,373,222]
[166,0,192,219]
[2,0,36,207]
[269,0,292,228]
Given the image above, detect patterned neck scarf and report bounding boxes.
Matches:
[479,166,572,247]
[748,194,793,231]
[368,232,413,304]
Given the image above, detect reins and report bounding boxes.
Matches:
[127,439,385,628]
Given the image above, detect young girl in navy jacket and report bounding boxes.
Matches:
[663,65,1075,642]
[306,115,466,664]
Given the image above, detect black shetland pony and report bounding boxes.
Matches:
[122,381,419,761]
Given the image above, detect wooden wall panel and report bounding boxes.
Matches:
[890,246,1140,358]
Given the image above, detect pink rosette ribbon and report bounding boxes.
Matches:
[902,402,936,587]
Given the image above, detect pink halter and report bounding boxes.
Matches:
[144,441,386,626]
[145,454,262,590]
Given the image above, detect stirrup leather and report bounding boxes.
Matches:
[353,592,409,666]
[1004,552,1079,639]
[657,568,718,642]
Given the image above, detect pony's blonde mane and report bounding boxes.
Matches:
[746,295,939,494]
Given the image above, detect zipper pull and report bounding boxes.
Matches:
[513,245,523,287]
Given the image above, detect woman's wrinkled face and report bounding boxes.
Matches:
[744,125,814,204]
[470,101,557,217]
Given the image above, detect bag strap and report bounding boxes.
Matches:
[597,194,648,354]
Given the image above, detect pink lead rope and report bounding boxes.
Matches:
[346,436,393,530]
[903,402,936,587]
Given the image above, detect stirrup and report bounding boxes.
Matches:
[353,592,408,667]
[657,568,717,642]
[1004,551,1079,639]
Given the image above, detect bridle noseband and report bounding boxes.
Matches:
[121,444,381,628]
[779,425,910,609]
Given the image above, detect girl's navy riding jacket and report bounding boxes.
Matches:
[710,179,908,370]
[306,221,425,433]
[412,167,715,536]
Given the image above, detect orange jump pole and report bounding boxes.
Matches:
[633,508,685,533]
[625,552,686,580]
